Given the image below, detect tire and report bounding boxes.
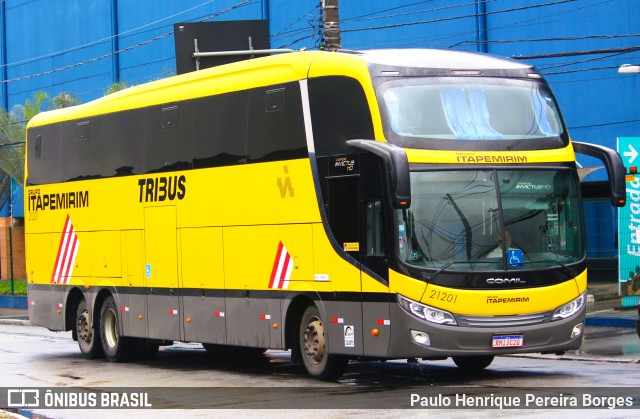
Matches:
[299,305,348,380]
[452,355,494,371]
[75,299,103,359]
[100,296,133,362]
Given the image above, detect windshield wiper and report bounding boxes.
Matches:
[506,137,530,151]
[503,257,578,277]
[426,261,458,282]
[541,258,578,278]
[446,194,472,258]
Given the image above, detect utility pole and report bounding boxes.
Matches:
[322,0,341,51]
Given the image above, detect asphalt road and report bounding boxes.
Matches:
[0,321,638,418]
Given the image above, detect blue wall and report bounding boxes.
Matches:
[1,1,638,256]
[2,1,637,160]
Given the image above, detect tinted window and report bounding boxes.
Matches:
[247,83,306,163]
[102,108,146,176]
[26,125,63,185]
[27,81,310,185]
[193,90,249,169]
[308,76,374,157]
[146,103,193,173]
[63,118,104,181]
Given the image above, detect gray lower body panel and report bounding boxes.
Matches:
[386,303,585,359]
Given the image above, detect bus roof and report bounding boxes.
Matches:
[347,48,533,71]
[27,48,537,128]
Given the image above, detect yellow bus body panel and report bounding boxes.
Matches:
[414,270,586,316]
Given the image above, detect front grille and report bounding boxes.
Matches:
[455,311,552,327]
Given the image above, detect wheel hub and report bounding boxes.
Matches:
[104,309,119,349]
[303,316,325,365]
[77,310,92,343]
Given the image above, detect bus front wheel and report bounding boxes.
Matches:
[299,305,348,380]
[76,299,103,359]
[452,355,494,371]
[100,296,133,362]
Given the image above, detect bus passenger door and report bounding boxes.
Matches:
[144,206,181,341]
[359,155,392,358]
[180,227,226,345]
[122,230,147,339]
[324,165,364,357]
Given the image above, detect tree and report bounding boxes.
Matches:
[50,91,81,109]
[0,91,48,184]
[104,80,128,96]
[11,91,47,123]
[0,107,27,184]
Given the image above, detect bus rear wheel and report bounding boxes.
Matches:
[299,306,348,380]
[452,355,494,371]
[100,296,134,362]
[76,299,103,359]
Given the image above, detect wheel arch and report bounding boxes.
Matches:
[64,287,85,332]
[284,294,317,350]
[93,287,118,330]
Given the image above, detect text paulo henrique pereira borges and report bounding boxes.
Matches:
[410,393,634,409]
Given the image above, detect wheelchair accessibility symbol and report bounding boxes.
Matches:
[507,249,524,268]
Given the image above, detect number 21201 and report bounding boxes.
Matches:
[429,290,458,304]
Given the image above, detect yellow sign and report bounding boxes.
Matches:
[343,242,359,252]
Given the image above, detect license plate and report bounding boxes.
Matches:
[492,335,523,348]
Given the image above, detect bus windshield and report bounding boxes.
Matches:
[397,169,584,271]
[380,77,564,143]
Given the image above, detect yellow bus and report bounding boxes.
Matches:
[25,49,625,380]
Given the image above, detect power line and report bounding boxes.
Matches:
[342,0,498,24]
[451,33,640,48]
[438,0,614,47]
[1,31,173,84]
[537,50,631,71]
[515,46,640,60]
[543,64,622,75]
[569,119,640,130]
[270,4,320,40]
[357,0,614,49]
[1,0,222,70]
[0,0,254,85]
[341,0,576,33]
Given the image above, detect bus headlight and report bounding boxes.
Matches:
[552,292,586,321]
[398,294,457,326]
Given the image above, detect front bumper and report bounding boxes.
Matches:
[386,302,585,359]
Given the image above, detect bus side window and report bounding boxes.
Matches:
[76,121,90,141]
[34,135,42,158]
[265,88,285,112]
[365,200,384,256]
[247,83,306,163]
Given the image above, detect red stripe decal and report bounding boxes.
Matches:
[268,241,284,289]
[277,252,292,289]
[51,215,80,284]
[51,215,71,283]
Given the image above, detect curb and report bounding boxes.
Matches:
[0,295,27,309]
[585,316,636,328]
[0,410,29,419]
[507,353,640,364]
[0,319,32,326]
